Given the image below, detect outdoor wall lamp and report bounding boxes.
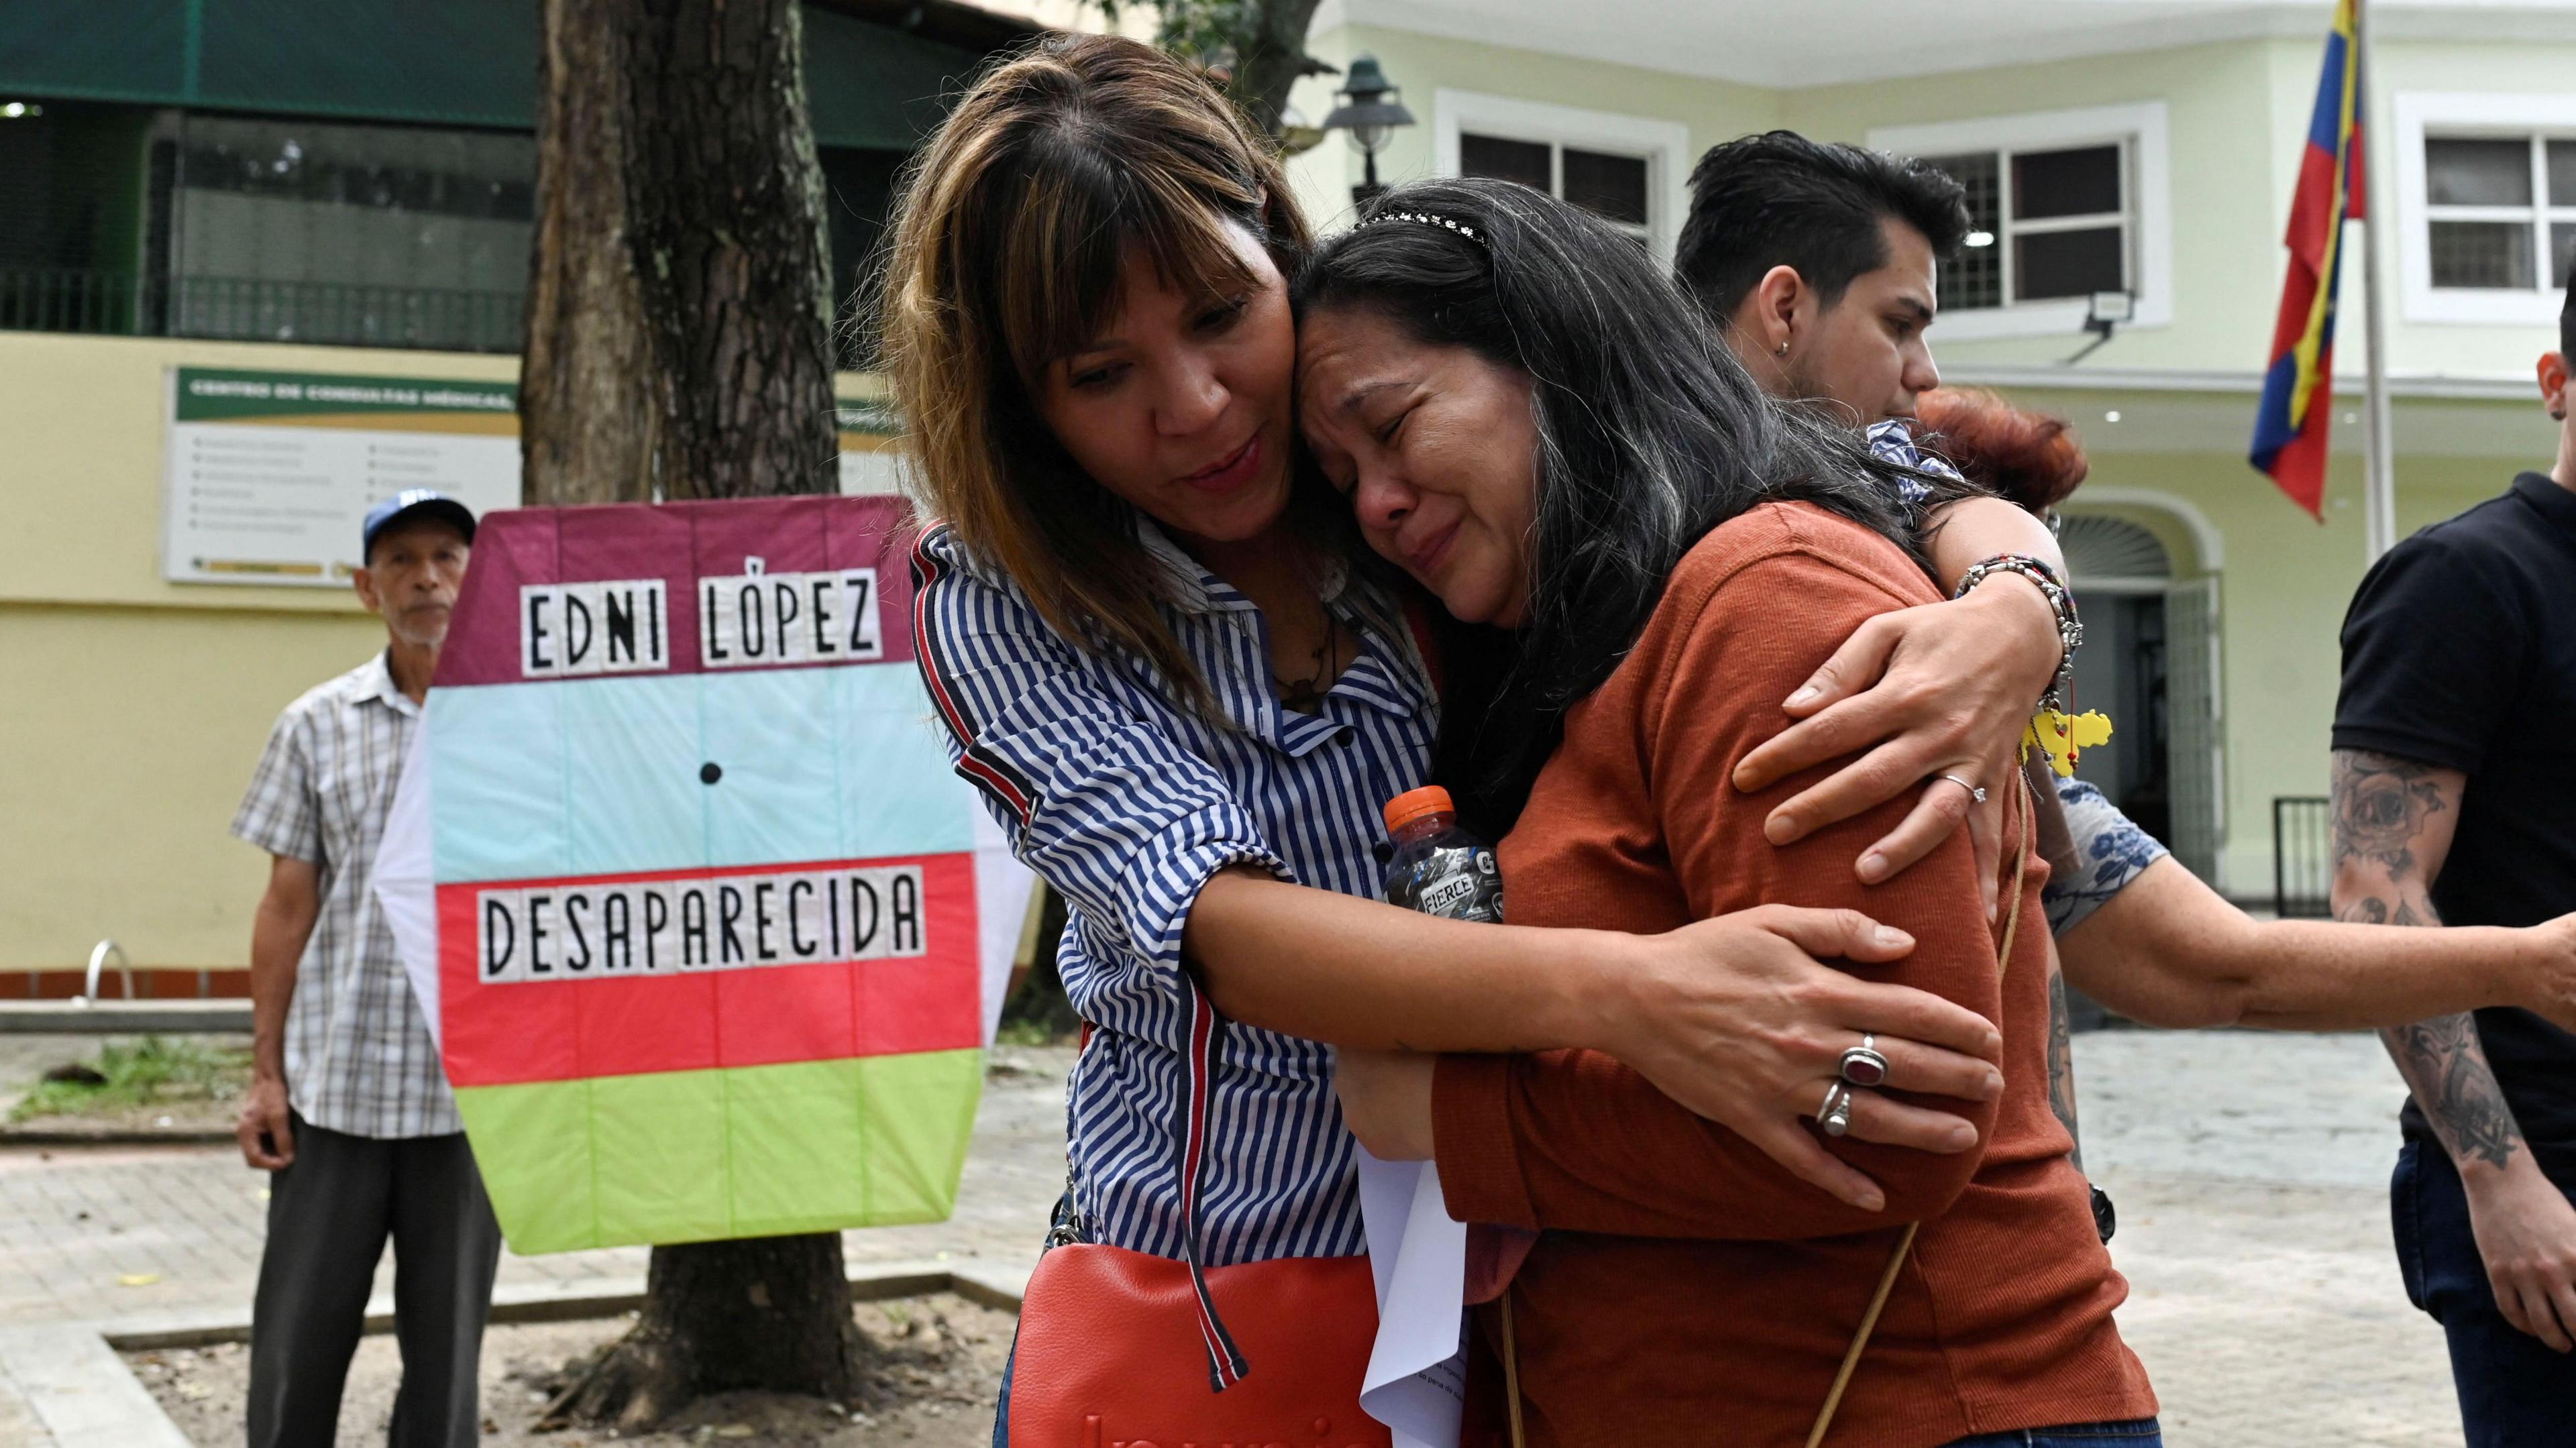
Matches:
[2065,288,2136,364]
[1322,54,1415,207]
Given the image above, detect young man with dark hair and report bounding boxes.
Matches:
[1676,129,2113,1190]
[2330,274,2576,1443]
[232,490,500,1448]
[1676,129,1971,429]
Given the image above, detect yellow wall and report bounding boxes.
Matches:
[0,332,890,972]
[0,333,526,971]
[1,603,388,970]
[2359,40,2576,379]
[1285,23,1780,236]
[7,27,2567,964]
[1278,22,2568,893]
[1289,30,2571,382]
[1780,41,2292,376]
[2001,385,2532,891]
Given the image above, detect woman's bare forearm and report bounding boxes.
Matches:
[1181,868,1617,1052]
[2061,857,2526,1030]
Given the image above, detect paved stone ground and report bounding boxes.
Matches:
[2078,1029,2463,1445]
[0,1040,1067,1329]
[0,1030,2477,1445]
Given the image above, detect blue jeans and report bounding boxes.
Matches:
[1007,1368,2144,1448]
[2394,1139,2576,1447]
[1942,1421,2159,1447]
[990,1333,1014,1448]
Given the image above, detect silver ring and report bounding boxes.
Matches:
[1839,1034,1890,1089]
[1935,773,1988,805]
[1819,1080,1854,1138]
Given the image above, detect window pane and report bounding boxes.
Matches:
[1562,148,1649,226]
[2430,219,2534,288]
[1921,152,2001,310]
[2014,225,2124,300]
[2012,145,2122,220]
[2553,222,2576,291]
[172,114,531,351]
[2426,138,2532,207]
[1460,133,1550,193]
[2550,141,2576,207]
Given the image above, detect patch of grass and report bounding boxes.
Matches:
[10,1037,252,1122]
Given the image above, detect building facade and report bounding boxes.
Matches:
[3,0,2568,982]
[0,0,1019,987]
[1277,1,2571,897]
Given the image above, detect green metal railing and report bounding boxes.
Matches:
[0,267,158,335]
[0,267,526,354]
[4,266,884,364]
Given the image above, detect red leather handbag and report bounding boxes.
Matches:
[1008,975,1391,1448]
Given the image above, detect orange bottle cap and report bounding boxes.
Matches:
[1383,785,1456,832]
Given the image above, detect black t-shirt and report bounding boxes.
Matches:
[2334,471,2576,1182]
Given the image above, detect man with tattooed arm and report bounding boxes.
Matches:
[2331,274,2576,1442]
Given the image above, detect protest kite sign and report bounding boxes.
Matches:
[376,494,1029,1254]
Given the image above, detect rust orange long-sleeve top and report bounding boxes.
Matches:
[1432,502,2155,1448]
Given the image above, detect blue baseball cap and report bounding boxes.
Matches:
[361,490,478,559]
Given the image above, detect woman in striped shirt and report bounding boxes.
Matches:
[878,36,2072,1325]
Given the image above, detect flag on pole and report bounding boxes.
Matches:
[2249,0,2365,519]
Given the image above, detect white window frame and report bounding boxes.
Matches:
[1433,89,1690,264]
[1868,101,2172,342]
[2394,91,2576,325]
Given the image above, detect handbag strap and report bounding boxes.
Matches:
[1174,971,1252,1391]
[1803,772,2033,1448]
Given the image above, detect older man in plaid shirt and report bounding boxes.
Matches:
[231,490,496,1448]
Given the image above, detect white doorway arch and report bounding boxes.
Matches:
[2054,497,2226,886]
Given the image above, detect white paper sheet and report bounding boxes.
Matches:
[969,801,1036,1046]
[376,726,441,1047]
[1355,1146,1469,1448]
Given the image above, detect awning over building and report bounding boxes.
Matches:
[0,0,1006,149]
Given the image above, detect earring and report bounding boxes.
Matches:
[1776,340,1791,357]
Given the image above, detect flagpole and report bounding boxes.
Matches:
[2355,0,2399,560]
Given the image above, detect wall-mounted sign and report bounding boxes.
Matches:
[162,367,523,586]
[164,368,909,586]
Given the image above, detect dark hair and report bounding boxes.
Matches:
[1675,130,1971,323]
[1915,388,2089,515]
[1294,177,1976,832]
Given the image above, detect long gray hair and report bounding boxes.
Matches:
[1292,177,1977,831]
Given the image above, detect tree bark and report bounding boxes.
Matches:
[1221,0,1329,140]
[522,0,840,508]
[520,0,658,504]
[521,0,855,1427]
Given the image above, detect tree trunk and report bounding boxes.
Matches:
[522,0,839,508]
[521,0,855,1427]
[544,1234,859,1429]
[1222,0,1329,140]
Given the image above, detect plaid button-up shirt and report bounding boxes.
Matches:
[232,652,460,1138]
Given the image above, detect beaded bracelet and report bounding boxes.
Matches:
[1952,553,2084,710]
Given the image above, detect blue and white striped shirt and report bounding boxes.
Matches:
[1866,416,1962,508]
[910,518,1436,1264]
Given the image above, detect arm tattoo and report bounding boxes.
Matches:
[2330,750,2525,1170]
[2330,750,2448,875]
[2382,1013,2524,1168]
[2046,964,2082,1172]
